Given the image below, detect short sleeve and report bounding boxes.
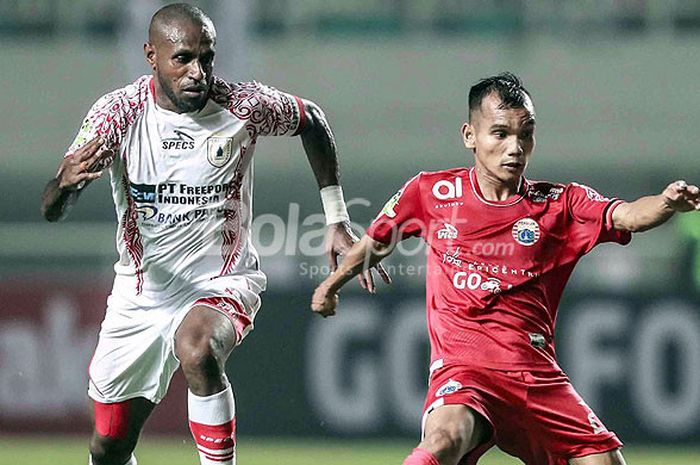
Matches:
[225,81,306,138]
[566,182,631,254]
[64,76,149,165]
[366,173,426,244]
[65,94,117,160]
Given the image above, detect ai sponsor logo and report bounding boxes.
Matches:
[432,178,463,200]
[436,379,462,397]
[512,218,540,246]
[162,130,195,150]
[436,222,458,240]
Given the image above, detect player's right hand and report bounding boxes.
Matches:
[311,284,339,318]
[56,136,114,191]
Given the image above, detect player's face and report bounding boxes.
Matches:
[462,92,536,186]
[146,19,216,113]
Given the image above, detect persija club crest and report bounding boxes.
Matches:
[512,218,541,246]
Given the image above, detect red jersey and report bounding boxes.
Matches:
[366,167,631,372]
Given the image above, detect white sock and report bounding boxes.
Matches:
[188,382,236,465]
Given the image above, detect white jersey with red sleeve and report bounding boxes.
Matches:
[366,167,631,372]
[65,75,306,312]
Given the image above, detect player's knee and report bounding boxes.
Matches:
[422,423,467,460]
[177,331,226,379]
[89,435,135,465]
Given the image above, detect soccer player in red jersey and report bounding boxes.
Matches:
[311,73,700,465]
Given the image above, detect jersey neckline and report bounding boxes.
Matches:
[468,167,528,207]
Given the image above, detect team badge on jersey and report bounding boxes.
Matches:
[207,136,233,167]
[436,378,463,397]
[512,218,541,246]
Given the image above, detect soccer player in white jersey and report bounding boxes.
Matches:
[41,4,387,465]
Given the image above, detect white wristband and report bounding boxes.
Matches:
[320,185,350,225]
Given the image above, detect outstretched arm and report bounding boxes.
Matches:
[612,180,700,232]
[298,99,390,291]
[41,137,113,222]
[311,235,394,317]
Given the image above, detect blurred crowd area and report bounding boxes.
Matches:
[1,1,700,37]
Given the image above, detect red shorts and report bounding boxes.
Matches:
[423,362,623,465]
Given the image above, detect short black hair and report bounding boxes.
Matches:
[468,72,531,119]
[149,3,213,42]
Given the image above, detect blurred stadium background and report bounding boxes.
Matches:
[1,1,700,464]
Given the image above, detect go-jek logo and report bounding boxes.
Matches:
[432,178,463,200]
[436,379,463,397]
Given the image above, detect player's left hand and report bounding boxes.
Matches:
[311,283,338,318]
[325,222,391,293]
[662,180,700,212]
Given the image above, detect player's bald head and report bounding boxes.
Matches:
[148,3,216,46]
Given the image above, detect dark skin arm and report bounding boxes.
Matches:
[41,137,114,222]
[298,99,391,291]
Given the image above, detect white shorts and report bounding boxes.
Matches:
[88,274,263,404]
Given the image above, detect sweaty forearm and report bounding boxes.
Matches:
[300,101,340,189]
[612,194,675,232]
[326,235,392,292]
[41,178,78,222]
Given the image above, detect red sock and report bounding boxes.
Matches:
[188,385,236,464]
[403,448,440,465]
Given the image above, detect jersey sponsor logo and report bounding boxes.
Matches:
[436,222,458,239]
[452,271,504,294]
[436,378,462,397]
[480,277,502,294]
[130,183,156,203]
[442,247,463,268]
[380,190,403,218]
[512,218,540,246]
[572,182,609,202]
[207,136,233,167]
[432,177,463,200]
[162,130,195,150]
[526,184,563,203]
[135,205,158,220]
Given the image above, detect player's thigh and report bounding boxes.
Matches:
[89,397,156,460]
[421,404,491,458]
[569,448,626,465]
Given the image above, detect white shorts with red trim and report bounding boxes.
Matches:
[88,273,263,404]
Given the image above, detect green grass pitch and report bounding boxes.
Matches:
[0,437,698,465]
